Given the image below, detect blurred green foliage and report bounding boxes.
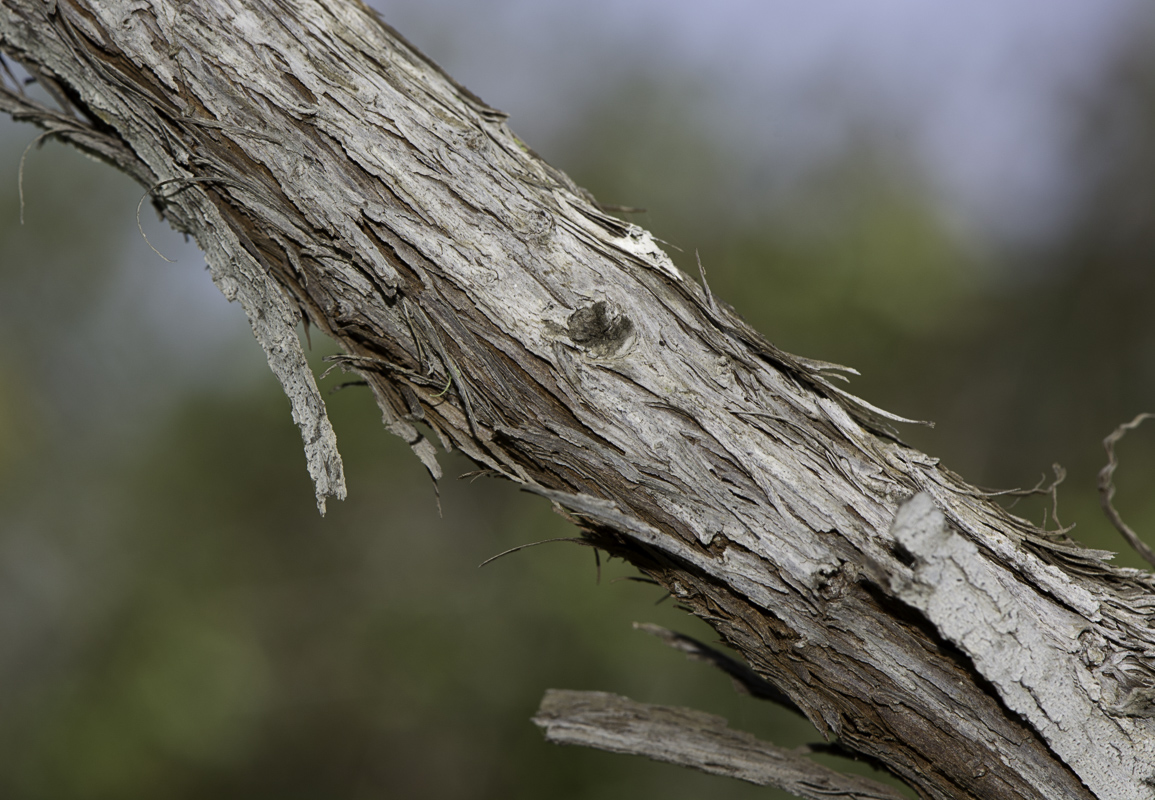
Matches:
[2,12,1155,800]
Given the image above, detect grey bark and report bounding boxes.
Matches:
[2,2,1154,798]
[533,689,907,800]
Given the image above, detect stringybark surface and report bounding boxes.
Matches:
[3,2,1155,798]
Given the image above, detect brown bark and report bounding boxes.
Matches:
[2,2,1154,797]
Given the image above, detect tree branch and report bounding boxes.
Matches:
[3,2,1155,797]
[533,689,907,800]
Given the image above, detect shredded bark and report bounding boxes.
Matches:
[3,3,1155,797]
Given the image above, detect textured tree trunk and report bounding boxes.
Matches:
[3,2,1154,798]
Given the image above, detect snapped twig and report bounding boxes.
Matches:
[981,463,1072,534]
[532,690,906,800]
[1099,413,1155,569]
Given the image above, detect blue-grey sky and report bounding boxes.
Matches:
[379,0,1148,244]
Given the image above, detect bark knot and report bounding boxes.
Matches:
[564,301,634,357]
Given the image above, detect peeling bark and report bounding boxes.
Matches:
[2,2,1154,798]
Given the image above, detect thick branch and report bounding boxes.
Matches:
[3,2,1155,798]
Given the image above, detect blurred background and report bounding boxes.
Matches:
[2,1,1155,797]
